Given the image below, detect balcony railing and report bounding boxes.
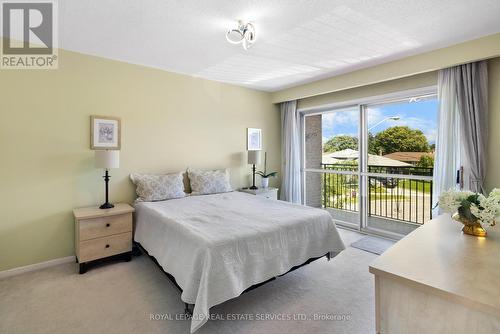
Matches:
[321,164,433,225]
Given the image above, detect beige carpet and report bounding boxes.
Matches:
[0,229,377,334]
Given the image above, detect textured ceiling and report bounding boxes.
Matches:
[56,0,500,91]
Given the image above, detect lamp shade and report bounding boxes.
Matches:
[95,150,120,169]
[247,150,261,165]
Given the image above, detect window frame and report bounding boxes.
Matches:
[300,86,438,236]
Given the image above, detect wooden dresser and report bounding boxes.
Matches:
[73,203,135,274]
[369,214,500,333]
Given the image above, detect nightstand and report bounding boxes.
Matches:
[239,187,279,200]
[73,203,135,274]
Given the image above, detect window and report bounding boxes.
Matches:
[302,89,438,236]
[304,107,360,227]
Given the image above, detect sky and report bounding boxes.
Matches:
[321,98,438,144]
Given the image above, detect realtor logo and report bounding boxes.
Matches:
[1,0,58,69]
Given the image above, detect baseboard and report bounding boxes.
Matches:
[0,256,76,280]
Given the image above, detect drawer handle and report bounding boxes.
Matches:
[105,244,110,248]
[106,223,110,227]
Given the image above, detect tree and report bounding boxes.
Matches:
[371,126,430,155]
[323,135,358,153]
[416,155,434,168]
[368,132,378,155]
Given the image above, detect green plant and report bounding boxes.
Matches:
[256,171,278,178]
[416,155,434,168]
[370,126,430,155]
[323,135,358,153]
[257,152,278,178]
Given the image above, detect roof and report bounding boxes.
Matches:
[383,152,434,162]
[322,149,412,167]
[327,148,359,159]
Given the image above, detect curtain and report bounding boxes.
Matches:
[455,61,488,193]
[434,61,488,209]
[433,69,462,212]
[280,100,302,203]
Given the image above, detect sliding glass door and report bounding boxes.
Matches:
[303,107,360,228]
[302,90,438,237]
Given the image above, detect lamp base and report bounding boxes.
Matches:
[99,202,115,209]
[250,164,258,190]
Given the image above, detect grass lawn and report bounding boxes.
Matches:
[397,179,432,194]
[368,193,407,201]
[323,176,432,203]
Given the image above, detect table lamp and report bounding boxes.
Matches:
[95,150,120,209]
[247,150,261,190]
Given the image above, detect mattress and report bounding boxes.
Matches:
[134,191,345,332]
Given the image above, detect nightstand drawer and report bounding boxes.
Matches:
[79,213,132,241]
[239,187,279,200]
[79,232,132,262]
[256,190,278,200]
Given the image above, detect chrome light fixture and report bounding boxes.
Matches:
[226,20,256,50]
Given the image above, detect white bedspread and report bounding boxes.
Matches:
[134,192,345,332]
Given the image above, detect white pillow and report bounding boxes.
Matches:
[188,169,233,195]
[130,172,186,202]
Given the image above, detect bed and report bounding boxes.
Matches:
[134,191,345,332]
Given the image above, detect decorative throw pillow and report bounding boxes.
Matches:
[130,172,186,202]
[188,169,233,195]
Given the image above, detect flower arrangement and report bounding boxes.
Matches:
[256,152,278,179]
[256,152,277,188]
[438,188,499,236]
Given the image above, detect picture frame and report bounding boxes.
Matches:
[90,116,121,150]
[247,128,262,151]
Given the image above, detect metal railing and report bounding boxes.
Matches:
[321,164,433,225]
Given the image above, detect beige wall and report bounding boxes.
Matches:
[298,71,437,110]
[2,37,500,273]
[273,33,500,103]
[0,48,280,271]
[294,58,500,193]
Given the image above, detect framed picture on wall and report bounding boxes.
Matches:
[247,128,262,151]
[90,116,121,150]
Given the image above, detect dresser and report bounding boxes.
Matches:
[239,187,279,200]
[369,214,500,333]
[73,203,135,274]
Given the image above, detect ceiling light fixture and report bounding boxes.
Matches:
[226,20,256,50]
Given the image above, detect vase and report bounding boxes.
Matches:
[452,213,487,237]
[261,177,269,188]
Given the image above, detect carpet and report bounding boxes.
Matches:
[0,229,377,334]
[350,236,395,255]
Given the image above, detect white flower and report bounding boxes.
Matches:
[478,192,500,226]
[438,189,473,213]
[489,188,500,204]
[439,189,499,228]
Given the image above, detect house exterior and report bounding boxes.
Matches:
[323,149,412,167]
[383,152,434,166]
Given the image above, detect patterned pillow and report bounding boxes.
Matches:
[130,172,186,202]
[188,169,233,195]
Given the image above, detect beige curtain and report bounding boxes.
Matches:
[280,100,302,203]
[434,60,488,196]
[455,61,488,193]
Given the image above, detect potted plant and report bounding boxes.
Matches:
[438,188,499,237]
[256,152,277,188]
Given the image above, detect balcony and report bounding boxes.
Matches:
[318,164,433,235]
[303,98,438,236]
